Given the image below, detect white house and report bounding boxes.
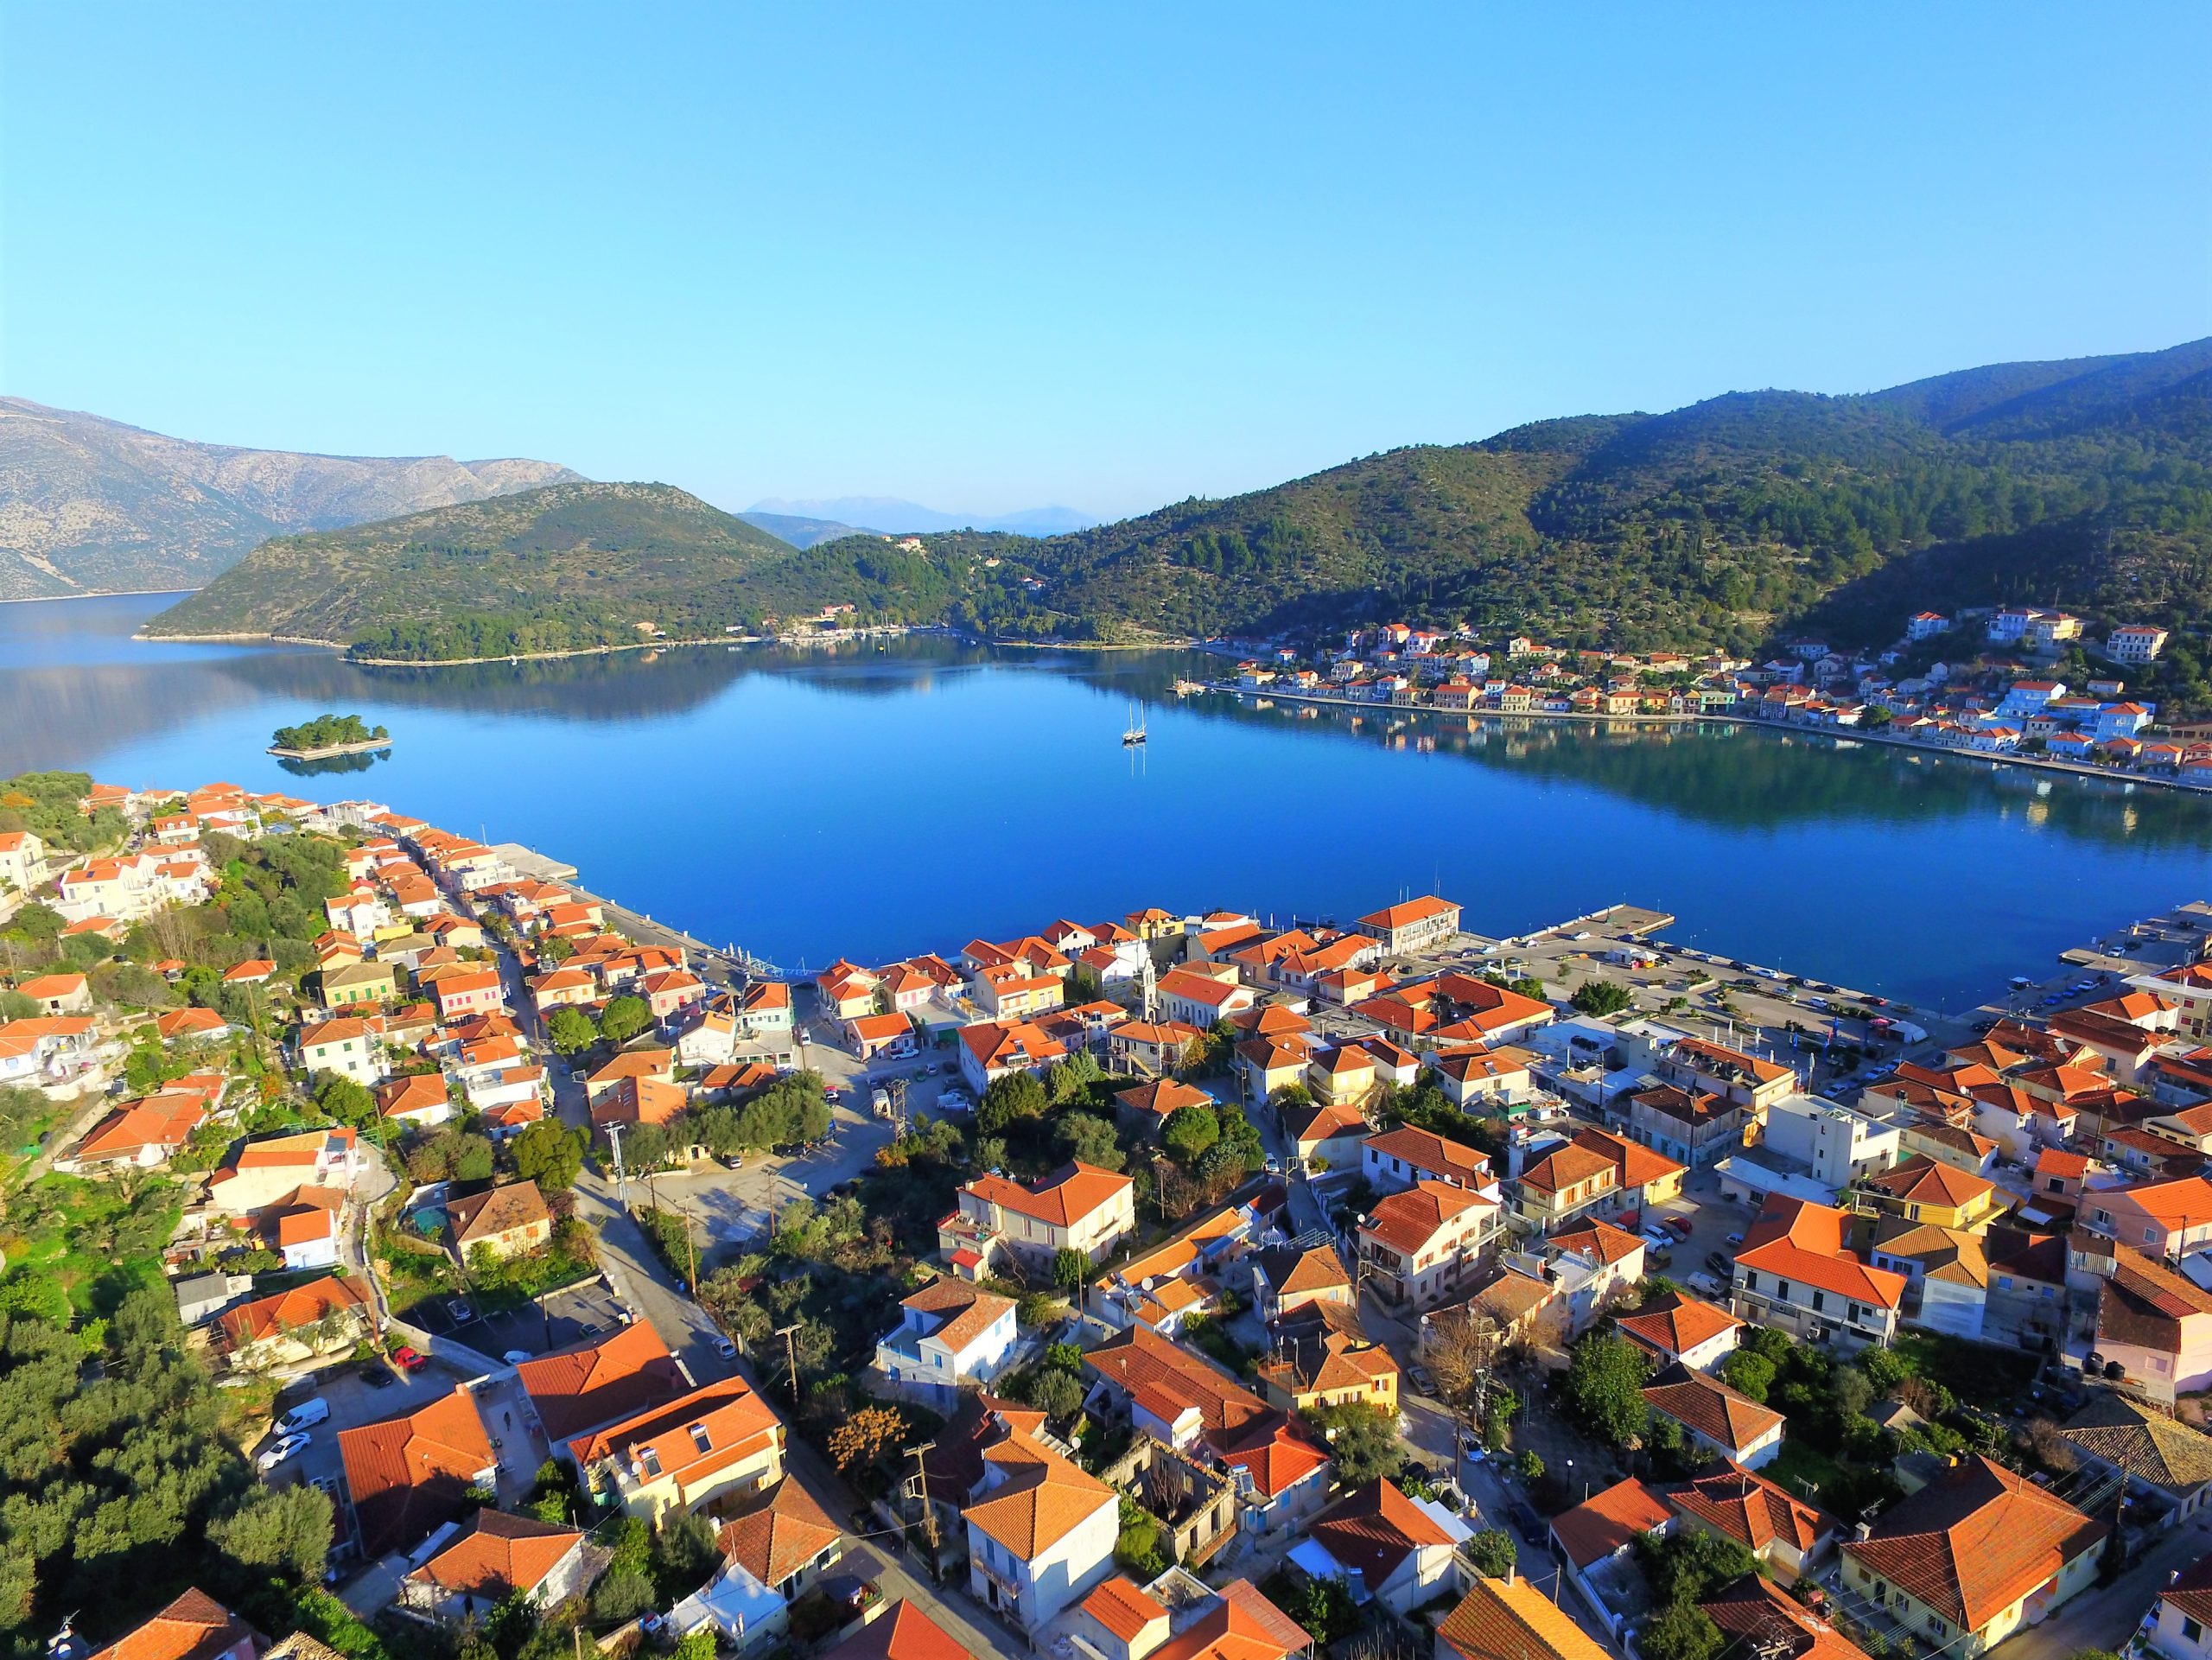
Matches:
[1293,1479,1468,1615]
[874,1280,1018,1405]
[2153,1551,2212,1660]
[963,1428,1117,1631]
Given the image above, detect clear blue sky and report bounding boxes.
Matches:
[3,4,2206,522]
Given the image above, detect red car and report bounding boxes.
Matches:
[392,1345,429,1373]
[1663,1216,1694,1238]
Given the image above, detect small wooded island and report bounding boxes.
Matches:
[267,712,391,759]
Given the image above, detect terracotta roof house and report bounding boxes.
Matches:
[1081,1326,1331,1531]
[2095,1244,2212,1404]
[1253,1325,1398,1416]
[1298,1479,1464,1616]
[962,1427,1118,1630]
[715,1477,845,1598]
[1513,1142,1618,1231]
[1114,1077,1215,1125]
[1246,1240,1352,1323]
[401,1510,591,1620]
[1857,1155,2004,1230]
[1732,1194,1907,1346]
[1662,1460,1837,1581]
[1840,1454,2105,1653]
[339,1387,498,1557]
[1434,1574,1611,1660]
[1549,1476,1670,1575]
[875,1278,1020,1398]
[517,1320,689,1446]
[218,1275,370,1367]
[1642,1365,1785,1469]
[570,1376,787,1523]
[941,1161,1135,1277]
[60,1091,207,1172]
[822,1601,976,1660]
[447,1180,553,1262]
[1362,1124,1493,1192]
[2152,1550,2212,1660]
[1698,1574,1867,1660]
[1139,1581,1309,1660]
[1616,1292,1743,1374]
[1076,1578,1171,1660]
[84,1590,263,1660]
[1357,1180,1499,1311]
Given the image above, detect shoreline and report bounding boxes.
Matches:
[266,737,393,760]
[137,623,951,666]
[1216,681,2212,795]
[4,586,200,607]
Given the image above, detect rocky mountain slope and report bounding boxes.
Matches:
[0,397,580,599]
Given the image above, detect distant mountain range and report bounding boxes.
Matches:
[746,496,1096,537]
[140,339,2212,714]
[0,398,582,601]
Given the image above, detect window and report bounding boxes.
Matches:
[1926,1618,1947,1638]
[1743,1272,1758,1293]
[1811,1290,1827,1313]
[690,1423,713,1453]
[2183,1618,2202,1644]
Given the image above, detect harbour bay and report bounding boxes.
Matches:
[4,592,2208,1010]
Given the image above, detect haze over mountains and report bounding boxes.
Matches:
[0,398,582,601]
[745,496,1096,541]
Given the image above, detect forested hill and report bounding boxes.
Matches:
[895,335,2210,656]
[143,482,805,658]
[143,338,2212,665]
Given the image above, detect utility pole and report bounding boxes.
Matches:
[683,1204,698,1294]
[605,1123,628,1206]
[906,1440,941,1580]
[774,1321,802,1399]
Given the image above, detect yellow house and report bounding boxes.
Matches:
[1841,1456,2103,1656]
[571,1377,786,1523]
[1254,1326,1398,1415]
[322,961,397,1009]
[1856,1154,2005,1231]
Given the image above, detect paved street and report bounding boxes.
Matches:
[1998,1516,2210,1660]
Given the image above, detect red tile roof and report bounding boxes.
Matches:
[1841,1455,2105,1629]
[338,1388,495,1557]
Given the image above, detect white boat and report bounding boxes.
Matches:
[1122,702,1147,746]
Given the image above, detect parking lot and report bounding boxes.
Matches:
[463,1281,632,1360]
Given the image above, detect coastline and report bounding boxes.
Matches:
[138,623,952,666]
[1215,679,2212,795]
[266,737,393,760]
[3,586,200,606]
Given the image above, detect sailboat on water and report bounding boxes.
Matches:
[1122,702,1147,746]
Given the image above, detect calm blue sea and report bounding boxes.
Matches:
[4,594,2207,1008]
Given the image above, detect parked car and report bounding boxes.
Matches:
[502,1350,532,1364]
[1725,1231,1745,1247]
[1408,1364,1436,1396]
[1685,1269,1726,1297]
[714,1337,738,1360]
[1704,1251,1731,1275]
[1509,1500,1547,1543]
[448,1299,474,1323]
[359,1362,397,1388]
[257,1432,311,1473]
[1663,1216,1694,1238]
[392,1345,429,1373]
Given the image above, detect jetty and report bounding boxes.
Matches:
[266,735,393,760]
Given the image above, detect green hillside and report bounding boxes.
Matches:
[143,340,2212,676]
[145,481,810,658]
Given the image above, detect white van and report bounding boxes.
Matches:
[277,1397,331,1434]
